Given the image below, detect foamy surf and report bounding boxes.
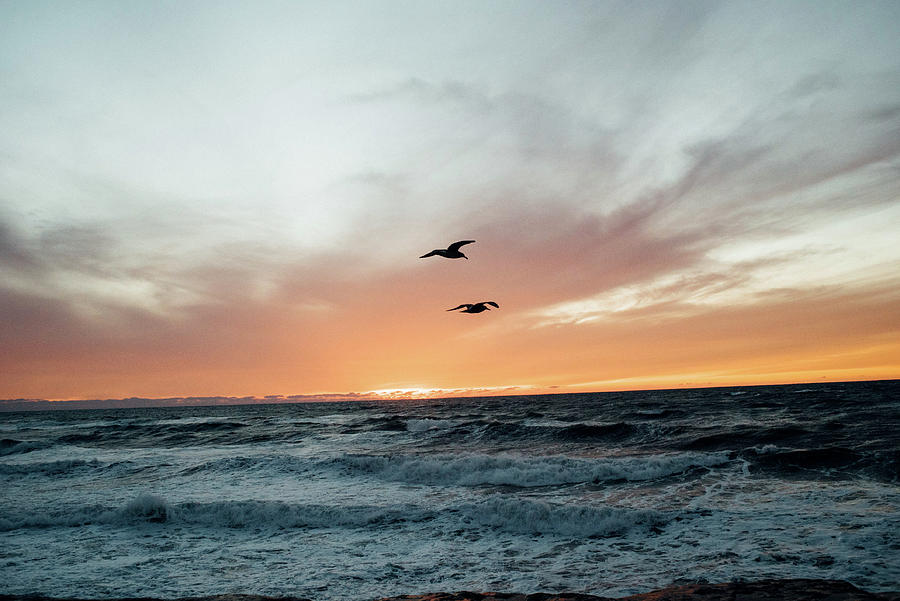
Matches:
[2,381,898,599]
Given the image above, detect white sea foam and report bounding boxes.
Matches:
[405,418,459,432]
[752,444,780,455]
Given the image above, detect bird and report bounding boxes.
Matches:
[420,240,475,259]
[447,301,499,314]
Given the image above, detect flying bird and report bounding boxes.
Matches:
[447,301,499,314]
[420,240,475,259]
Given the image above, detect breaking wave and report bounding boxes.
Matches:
[0,439,50,456]
[0,495,417,532]
[54,421,255,447]
[331,451,732,487]
[458,496,669,536]
[0,459,101,476]
[0,493,671,537]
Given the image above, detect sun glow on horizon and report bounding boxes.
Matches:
[366,384,540,401]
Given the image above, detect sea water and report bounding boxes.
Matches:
[1,381,898,598]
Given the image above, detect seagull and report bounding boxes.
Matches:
[447,301,499,314]
[420,240,475,260]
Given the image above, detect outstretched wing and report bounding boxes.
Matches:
[484,301,499,308]
[447,304,470,311]
[447,240,475,252]
[419,250,439,258]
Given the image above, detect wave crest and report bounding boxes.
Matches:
[0,459,99,476]
[334,451,731,487]
[461,496,667,536]
[0,494,672,537]
[0,439,50,456]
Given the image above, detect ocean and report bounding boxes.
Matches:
[1,381,898,599]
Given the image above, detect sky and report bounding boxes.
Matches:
[1,0,899,402]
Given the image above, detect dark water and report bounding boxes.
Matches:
[1,381,898,598]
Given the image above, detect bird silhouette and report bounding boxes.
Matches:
[447,301,499,314]
[420,240,475,259]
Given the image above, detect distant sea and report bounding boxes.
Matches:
[1,381,898,599]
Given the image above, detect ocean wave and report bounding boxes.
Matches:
[0,493,670,537]
[0,438,50,456]
[344,416,649,442]
[0,494,419,532]
[555,421,635,440]
[748,446,863,468]
[473,420,532,438]
[458,496,668,536]
[55,420,252,447]
[167,450,733,486]
[0,459,101,476]
[6,413,665,450]
[632,409,679,419]
[742,446,899,481]
[406,418,460,433]
[681,425,811,451]
[405,418,660,445]
[348,416,408,432]
[177,453,316,476]
[332,451,732,487]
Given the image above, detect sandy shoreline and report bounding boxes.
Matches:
[2,579,899,601]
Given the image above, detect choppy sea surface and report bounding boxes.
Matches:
[1,381,898,599]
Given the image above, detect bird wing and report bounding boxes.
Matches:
[447,240,475,252]
[419,250,438,258]
[484,301,499,308]
[447,304,470,311]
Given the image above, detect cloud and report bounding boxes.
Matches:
[0,219,39,272]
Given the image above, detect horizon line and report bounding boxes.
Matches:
[1,377,897,412]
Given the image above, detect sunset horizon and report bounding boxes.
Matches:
[3,376,898,411]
